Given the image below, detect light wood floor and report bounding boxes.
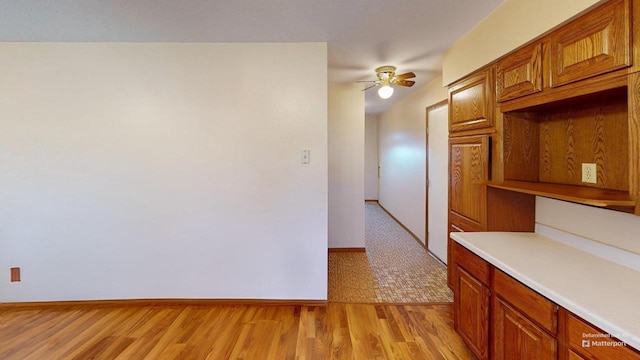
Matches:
[0,302,475,359]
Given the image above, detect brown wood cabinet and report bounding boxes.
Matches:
[456,267,490,360]
[448,66,495,134]
[493,269,557,335]
[449,135,489,231]
[493,74,637,213]
[496,85,635,210]
[559,309,640,360]
[448,135,535,292]
[549,0,631,88]
[497,42,543,102]
[492,269,558,359]
[450,3,640,354]
[447,224,463,289]
[493,296,557,360]
[447,62,535,289]
[447,1,640,357]
[453,242,490,360]
[487,0,640,215]
[452,242,640,359]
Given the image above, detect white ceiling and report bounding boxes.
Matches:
[0,0,503,114]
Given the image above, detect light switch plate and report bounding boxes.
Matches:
[301,150,310,164]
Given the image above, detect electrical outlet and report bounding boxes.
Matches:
[582,163,597,184]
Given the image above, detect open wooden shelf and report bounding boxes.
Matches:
[487,181,636,212]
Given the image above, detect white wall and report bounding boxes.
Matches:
[364,114,379,201]
[536,198,640,256]
[378,75,448,244]
[443,0,602,84]
[0,42,328,302]
[328,83,365,248]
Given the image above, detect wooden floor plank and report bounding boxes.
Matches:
[346,304,392,359]
[266,306,300,360]
[112,308,183,360]
[0,308,79,357]
[0,302,474,359]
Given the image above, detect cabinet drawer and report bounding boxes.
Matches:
[493,269,557,334]
[453,242,490,286]
[565,312,640,360]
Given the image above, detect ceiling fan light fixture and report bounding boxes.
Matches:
[378,85,394,99]
[359,65,414,99]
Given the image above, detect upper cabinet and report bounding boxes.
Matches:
[549,0,631,87]
[497,42,543,102]
[495,0,633,108]
[449,66,495,134]
[484,0,640,216]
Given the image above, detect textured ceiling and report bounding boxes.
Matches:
[0,0,503,114]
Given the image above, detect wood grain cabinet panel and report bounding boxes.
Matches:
[493,296,557,360]
[449,66,495,133]
[561,310,640,360]
[493,269,557,335]
[455,267,490,360]
[447,224,464,290]
[497,42,543,101]
[454,242,490,286]
[629,72,640,215]
[449,135,489,230]
[550,0,631,87]
[567,348,589,360]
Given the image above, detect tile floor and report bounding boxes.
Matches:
[328,202,453,303]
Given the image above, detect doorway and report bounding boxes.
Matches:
[426,102,449,263]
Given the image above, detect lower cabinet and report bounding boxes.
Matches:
[492,296,557,360]
[456,267,490,360]
[453,242,490,360]
[560,310,640,360]
[452,242,640,360]
[491,266,558,360]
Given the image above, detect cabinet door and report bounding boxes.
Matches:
[455,267,490,360]
[549,0,630,87]
[493,269,557,335]
[449,66,495,133]
[497,42,543,101]
[449,135,489,230]
[566,349,588,360]
[447,224,463,289]
[493,296,557,360]
[562,310,640,360]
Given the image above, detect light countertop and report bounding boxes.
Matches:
[450,231,640,350]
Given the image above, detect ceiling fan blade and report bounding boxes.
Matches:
[356,80,379,83]
[362,83,380,91]
[394,80,415,87]
[395,72,416,81]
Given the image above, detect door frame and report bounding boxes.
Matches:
[425,99,448,253]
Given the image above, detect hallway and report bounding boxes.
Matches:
[328,202,453,303]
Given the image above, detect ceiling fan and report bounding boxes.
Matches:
[360,66,416,99]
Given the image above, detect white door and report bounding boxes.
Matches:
[427,105,449,263]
